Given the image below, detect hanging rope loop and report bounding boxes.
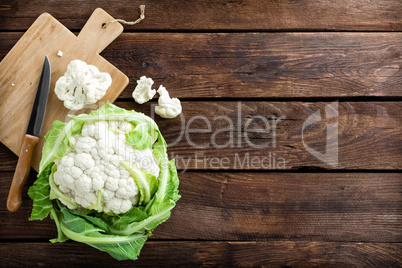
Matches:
[103,5,145,29]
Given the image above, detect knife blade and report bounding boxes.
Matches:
[7,56,51,212]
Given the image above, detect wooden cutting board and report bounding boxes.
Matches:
[0,8,129,172]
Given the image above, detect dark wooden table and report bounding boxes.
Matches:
[1,1,401,266]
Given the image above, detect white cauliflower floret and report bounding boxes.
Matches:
[74,174,92,194]
[119,122,133,133]
[108,121,134,134]
[81,123,96,137]
[74,153,95,170]
[103,189,115,202]
[155,85,182,119]
[54,59,112,110]
[93,121,109,140]
[52,120,159,214]
[92,175,105,191]
[59,185,71,193]
[134,148,160,177]
[105,177,119,191]
[132,76,156,104]
[120,199,133,214]
[105,198,123,214]
[75,136,96,154]
[70,166,83,179]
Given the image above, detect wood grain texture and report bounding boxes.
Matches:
[1,0,401,266]
[106,32,402,99]
[133,101,401,170]
[7,134,39,212]
[1,101,400,171]
[0,144,18,170]
[0,9,128,172]
[0,0,401,31]
[0,241,401,267]
[2,32,401,98]
[1,171,400,242]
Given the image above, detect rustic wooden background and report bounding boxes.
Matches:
[0,0,401,266]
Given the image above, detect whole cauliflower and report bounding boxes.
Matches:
[55,60,112,110]
[53,120,160,214]
[28,102,181,261]
[132,76,156,104]
[155,85,182,119]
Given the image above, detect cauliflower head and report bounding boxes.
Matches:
[53,120,160,214]
[55,59,112,110]
[155,85,182,119]
[132,76,156,104]
[28,102,181,261]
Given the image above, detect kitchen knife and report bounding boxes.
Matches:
[7,56,51,212]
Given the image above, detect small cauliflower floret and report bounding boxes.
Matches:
[59,185,71,194]
[134,148,160,177]
[109,155,121,168]
[132,76,156,104]
[108,121,119,132]
[155,85,182,119]
[110,169,120,180]
[119,165,131,179]
[130,195,139,205]
[74,153,95,170]
[103,189,115,202]
[55,172,74,186]
[98,147,113,162]
[116,187,128,199]
[54,60,112,110]
[105,177,119,191]
[85,193,97,206]
[60,154,75,168]
[93,121,109,140]
[106,132,120,151]
[52,120,160,214]
[75,136,96,154]
[98,164,105,172]
[75,174,92,194]
[107,121,134,136]
[75,192,97,208]
[70,166,83,179]
[105,163,117,176]
[119,122,133,133]
[116,141,134,162]
[120,199,132,213]
[92,175,105,191]
[118,178,127,188]
[81,123,96,137]
[90,148,101,160]
[61,200,77,210]
[105,198,123,214]
[69,136,77,147]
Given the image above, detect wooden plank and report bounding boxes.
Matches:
[120,101,402,170]
[0,0,401,31]
[0,143,18,171]
[0,242,400,267]
[1,172,401,242]
[1,32,401,98]
[1,101,401,171]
